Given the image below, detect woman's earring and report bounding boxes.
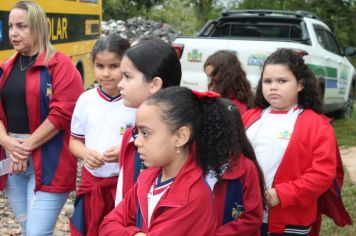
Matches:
[176,147,181,154]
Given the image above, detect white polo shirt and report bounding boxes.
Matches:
[71,87,136,177]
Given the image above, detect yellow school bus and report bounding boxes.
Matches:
[0,0,102,88]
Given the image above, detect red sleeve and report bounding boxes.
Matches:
[47,53,83,130]
[215,160,263,236]
[99,184,141,236]
[275,124,337,208]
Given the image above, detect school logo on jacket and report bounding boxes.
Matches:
[231,202,244,219]
[46,83,52,99]
[278,130,292,140]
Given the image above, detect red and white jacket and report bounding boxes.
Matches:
[243,108,337,233]
[213,155,263,236]
[0,51,83,192]
[100,151,216,236]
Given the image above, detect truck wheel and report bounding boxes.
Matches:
[344,94,354,118]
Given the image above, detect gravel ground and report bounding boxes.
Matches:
[0,164,82,236]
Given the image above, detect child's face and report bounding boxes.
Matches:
[262,64,303,111]
[93,50,122,97]
[119,56,157,108]
[134,103,178,168]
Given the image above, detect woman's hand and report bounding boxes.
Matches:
[266,188,280,207]
[103,145,121,163]
[3,135,31,162]
[10,159,28,174]
[84,149,105,169]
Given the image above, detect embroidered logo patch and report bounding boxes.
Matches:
[46,83,52,98]
[231,202,244,219]
[278,130,292,140]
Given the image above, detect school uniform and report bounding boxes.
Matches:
[100,150,216,236]
[115,126,138,205]
[70,87,136,236]
[206,155,263,236]
[243,107,350,235]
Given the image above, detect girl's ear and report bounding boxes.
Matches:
[150,77,163,94]
[297,79,304,92]
[175,126,191,148]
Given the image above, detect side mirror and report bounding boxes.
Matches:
[345,47,356,57]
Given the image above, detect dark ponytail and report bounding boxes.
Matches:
[145,86,240,180]
[220,98,267,207]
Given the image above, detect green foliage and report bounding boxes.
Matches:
[147,0,201,35]
[102,0,140,20]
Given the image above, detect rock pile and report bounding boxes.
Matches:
[101,16,181,43]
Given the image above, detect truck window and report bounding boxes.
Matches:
[210,20,302,41]
[314,25,342,55]
[230,24,302,39]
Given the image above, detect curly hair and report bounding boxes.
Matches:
[219,98,267,207]
[254,48,322,113]
[145,86,240,180]
[204,50,254,108]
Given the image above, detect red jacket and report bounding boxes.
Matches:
[0,51,83,192]
[70,167,118,236]
[243,108,337,233]
[228,97,248,115]
[213,155,263,236]
[117,127,137,201]
[100,151,216,236]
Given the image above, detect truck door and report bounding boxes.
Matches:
[313,25,351,110]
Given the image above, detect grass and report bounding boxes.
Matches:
[320,171,356,235]
[331,107,356,147]
[320,104,356,235]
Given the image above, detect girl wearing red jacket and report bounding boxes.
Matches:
[113,39,182,206]
[204,50,254,115]
[206,98,265,236]
[243,49,350,235]
[100,86,245,235]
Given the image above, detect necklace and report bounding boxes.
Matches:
[19,55,35,71]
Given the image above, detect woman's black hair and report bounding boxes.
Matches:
[254,48,323,113]
[145,86,239,180]
[91,33,130,63]
[220,98,267,207]
[124,39,182,88]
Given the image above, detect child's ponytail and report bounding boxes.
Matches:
[194,95,241,180]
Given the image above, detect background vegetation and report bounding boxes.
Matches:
[103,0,356,65]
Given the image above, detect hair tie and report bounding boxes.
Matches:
[192,90,221,98]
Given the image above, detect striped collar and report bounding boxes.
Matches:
[96,87,122,102]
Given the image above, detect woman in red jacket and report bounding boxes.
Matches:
[100,86,243,235]
[243,49,350,235]
[204,50,254,115]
